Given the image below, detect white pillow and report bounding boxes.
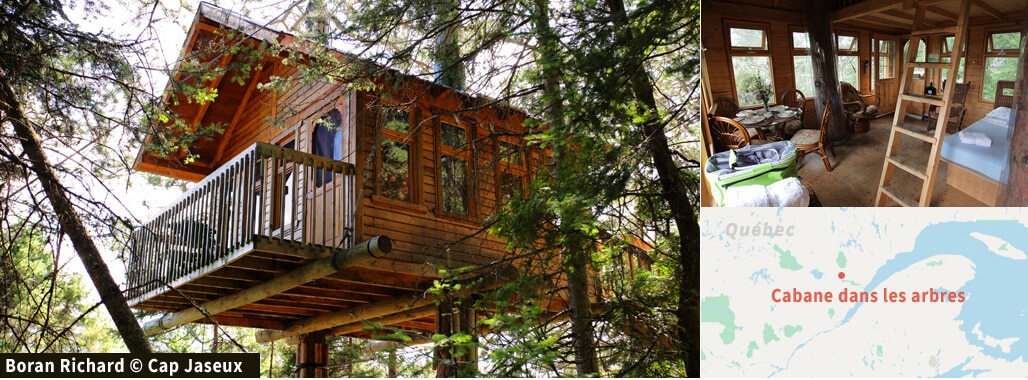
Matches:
[985,107,1012,124]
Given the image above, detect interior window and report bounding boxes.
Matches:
[982,31,1020,100]
[836,32,860,88]
[728,24,775,107]
[791,29,814,99]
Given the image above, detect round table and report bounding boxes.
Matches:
[734,106,803,141]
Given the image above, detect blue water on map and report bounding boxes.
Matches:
[836,221,1028,376]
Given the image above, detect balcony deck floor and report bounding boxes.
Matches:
[131,236,443,338]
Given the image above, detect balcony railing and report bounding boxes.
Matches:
[126,142,357,303]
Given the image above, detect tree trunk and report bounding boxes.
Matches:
[0,69,152,353]
[1000,6,1028,206]
[603,0,700,376]
[530,0,599,375]
[804,0,848,144]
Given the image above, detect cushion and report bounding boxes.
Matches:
[985,107,1012,124]
[790,129,820,146]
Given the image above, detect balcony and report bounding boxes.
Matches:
[126,142,364,323]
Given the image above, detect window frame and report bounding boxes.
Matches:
[725,20,775,107]
[374,105,420,205]
[435,114,476,219]
[494,134,528,208]
[835,30,861,90]
[790,27,814,100]
[981,29,1021,102]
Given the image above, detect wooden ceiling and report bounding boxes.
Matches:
[707,0,1026,36]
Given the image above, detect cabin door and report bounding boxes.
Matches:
[873,34,901,115]
[271,138,304,241]
[306,109,350,251]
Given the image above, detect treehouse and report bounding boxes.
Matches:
[701,0,1027,207]
[125,3,632,374]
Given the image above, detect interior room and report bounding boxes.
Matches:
[699,0,1025,207]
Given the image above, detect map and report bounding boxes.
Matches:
[701,208,1028,376]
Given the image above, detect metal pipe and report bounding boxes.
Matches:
[141,235,392,335]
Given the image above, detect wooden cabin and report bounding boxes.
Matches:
[701,0,1027,206]
[125,3,602,373]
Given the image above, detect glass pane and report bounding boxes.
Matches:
[837,56,859,88]
[793,55,815,99]
[792,32,809,49]
[441,122,466,148]
[989,32,1021,52]
[983,57,1018,100]
[497,171,523,205]
[838,35,858,52]
[383,109,409,133]
[379,139,410,201]
[941,58,966,85]
[498,141,523,166]
[441,155,469,214]
[730,27,766,49]
[731,56,773,107]
[878,40,895,79]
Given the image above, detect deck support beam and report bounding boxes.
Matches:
[141,236,392,335]
[255,266,516,343]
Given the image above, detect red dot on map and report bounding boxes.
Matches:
[838,272,845,279]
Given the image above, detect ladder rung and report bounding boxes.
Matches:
[900,93,946,106]
[906,62,954,70]
[886,156,928,180]
[879,185,919,207]
[911,26,958,36]
[892,124,938,144]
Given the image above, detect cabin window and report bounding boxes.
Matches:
[727,23,774,107]
[312,109,342,187]
[496,139,526,206]
[940,36,966,85]
[903,38,928,78]
[378,108,414,202]
[836,32,859,88]
[439,122,470,216]
[791,29,814,99]
[877,39,896,80]
[982,30,1020,101]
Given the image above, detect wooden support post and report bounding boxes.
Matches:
[434,296,478,377]
[999,6,1028,206]
[804,0,849,144]
[142,236,391,335]
[295,330,329,378]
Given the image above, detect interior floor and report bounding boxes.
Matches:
[798,114,986,207]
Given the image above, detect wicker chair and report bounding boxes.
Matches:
[708,116,764,152]
[789,101,834,172]
[840,82,879,133]
[927,82,970,133]
[711,97,765,140]
[779,89,806,137]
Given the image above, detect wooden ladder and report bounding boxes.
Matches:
[875,0,971,207]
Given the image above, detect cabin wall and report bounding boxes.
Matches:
[703,3,848,127]
[349,84,537,268]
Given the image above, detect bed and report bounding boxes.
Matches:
[940,81,1016,205]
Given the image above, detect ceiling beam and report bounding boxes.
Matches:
[833,0,903,23]
[971,0,1003,20]
[927,5,959,21]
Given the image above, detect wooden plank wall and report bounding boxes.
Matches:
[702,2,814,126]
[351,82,535,270]
[199,54,537,273]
